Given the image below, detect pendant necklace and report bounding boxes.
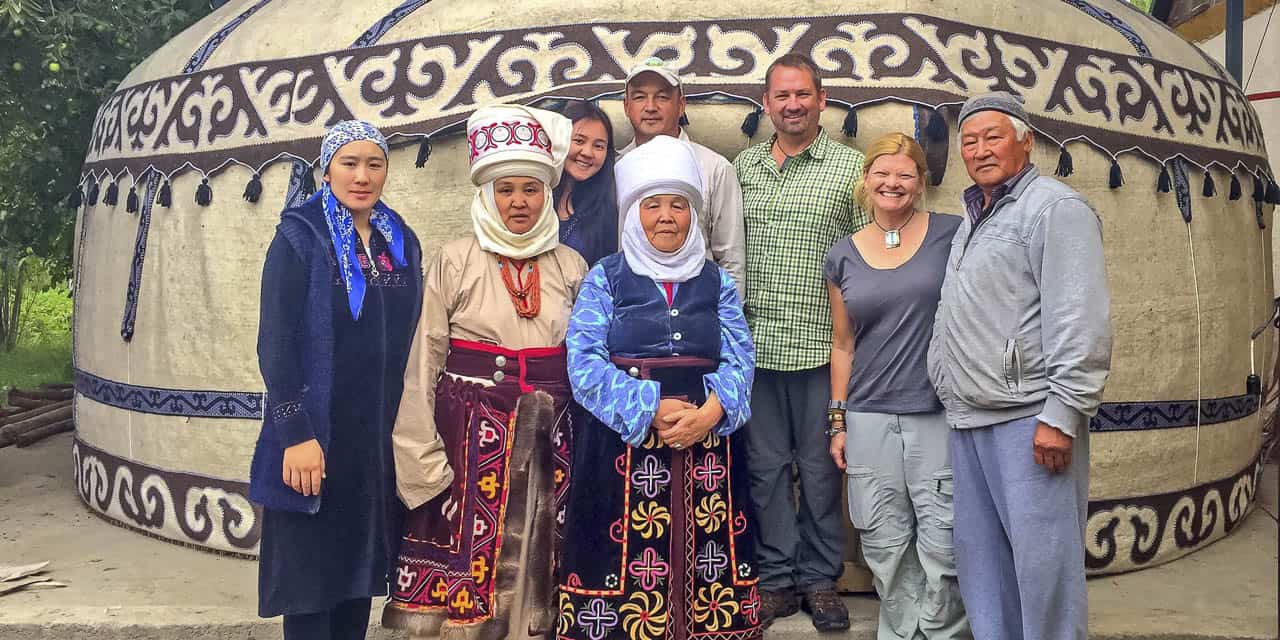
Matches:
[872,209,918,249]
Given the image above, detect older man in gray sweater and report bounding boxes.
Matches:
[927,92,1112,640]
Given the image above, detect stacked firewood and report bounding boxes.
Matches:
[0,384,74,449]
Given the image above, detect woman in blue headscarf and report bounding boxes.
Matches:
[250,120,423,640]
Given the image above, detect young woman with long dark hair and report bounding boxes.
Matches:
[553,100,619,265]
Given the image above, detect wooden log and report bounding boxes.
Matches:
[14,418,74,447]
[39,382,74,390]
[5,395,52,410]
[0,406,23,418]
[0,399,71,427]
[0,405,73,447]
[9,387,74,402]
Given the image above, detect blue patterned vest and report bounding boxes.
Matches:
[599,253,722,361]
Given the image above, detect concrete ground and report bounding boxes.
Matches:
[1,433,1276,640]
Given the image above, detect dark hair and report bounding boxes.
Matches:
[765,53,823,92]
[554,100,619,265]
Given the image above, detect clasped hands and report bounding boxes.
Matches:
[650,393,724,450]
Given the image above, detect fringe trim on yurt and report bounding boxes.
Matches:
[415,136,432,168]
[1108,159,1123,189]
[741,108,761,137]
[195,178,212,206]
[243,173,263,203]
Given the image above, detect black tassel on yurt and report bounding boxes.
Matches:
[740,108,762,137]
[1254,173,1266,202]
[195,177,212,206]
[158,180,172,207]
[1267,177,1280,205]
[924,108,948,142]
[243,173,263,203]
[87,181,100,206]
[126,187,139,213]
[1229,173,1242,200]
[103,180,119,206]
[415,136,432,168]
[68,187,83,209]
[301,164,317,198]
[1201,170,1216,198]
[678,113,689,126]
[1157,164,1171,193]
[841,107,858,138]
[1055,146,1073,178]
[1108,158,1123,189]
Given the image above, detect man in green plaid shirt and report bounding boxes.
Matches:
[733,53,867,632]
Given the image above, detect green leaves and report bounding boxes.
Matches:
[0,0,211,276]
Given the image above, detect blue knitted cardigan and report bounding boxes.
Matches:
[248,197,423,513]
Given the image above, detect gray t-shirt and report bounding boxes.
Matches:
[824,212,961,414]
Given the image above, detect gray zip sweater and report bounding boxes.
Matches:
[927,166,1112,437]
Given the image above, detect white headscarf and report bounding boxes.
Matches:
[466,104,572,259]
[615,135,707,283]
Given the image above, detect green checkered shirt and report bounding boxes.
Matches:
[733,128,866,371]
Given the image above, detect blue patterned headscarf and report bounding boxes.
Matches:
[313,120,407,320]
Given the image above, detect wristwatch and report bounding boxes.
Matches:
[827,400,847,411]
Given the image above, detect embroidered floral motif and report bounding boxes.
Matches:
[692,452,728,492]
[695,540,729,583]
[631,501,670,539]
[627,547,669,591]
[631,455,671,499]
[577,598,620,640]
[740,586,761,626]
[620,591,668,640]
[271,400,303,421]
[558,591,576,636]
[692,583,740,631]
[694,493,727,534]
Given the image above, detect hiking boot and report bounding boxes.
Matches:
[758,588,799,628]
[801,588,850,632]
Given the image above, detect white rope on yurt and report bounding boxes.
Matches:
[1186,222,1203,485]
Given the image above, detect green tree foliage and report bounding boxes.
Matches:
[0,1,212,352]
[0,0,212,277]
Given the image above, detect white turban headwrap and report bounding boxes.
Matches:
[615,135,707,283]
[466,104,572,259]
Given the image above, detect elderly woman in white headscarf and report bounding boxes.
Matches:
[556,135,760,640]
[382,104,586,640]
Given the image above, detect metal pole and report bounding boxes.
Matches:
[1226,0,1244,83]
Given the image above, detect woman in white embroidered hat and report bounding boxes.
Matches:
[383,105,588,640]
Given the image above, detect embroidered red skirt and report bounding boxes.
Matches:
[385,340,573,640]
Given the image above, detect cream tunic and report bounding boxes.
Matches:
[392,237,588,510]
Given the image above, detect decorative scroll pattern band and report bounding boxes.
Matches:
[281,0,435,208]
[352,0,432,48]
[182,0,276,74]
[73,437,261,554]
[120,173,160,341]
[82,11,1269,181]
[1085,456,1260,573]
[74,369,263,419]
[1060,0,1151,56]
[1089,394,1259,432]
[70,364,1259,431]
[70,431,1260,574]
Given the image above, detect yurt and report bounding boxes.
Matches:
[70,0,1277,577]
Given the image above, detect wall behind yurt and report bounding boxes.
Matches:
[70,0,1275,575]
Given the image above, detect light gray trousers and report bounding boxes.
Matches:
[950,416,1089,640]
[845,411,970,640]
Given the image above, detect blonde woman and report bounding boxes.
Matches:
[824,133,969,639]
